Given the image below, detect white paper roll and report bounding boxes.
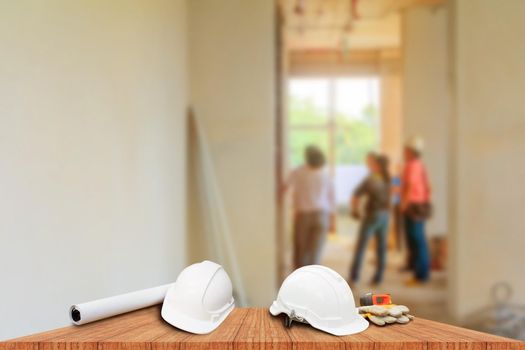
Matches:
[70,283,173,325]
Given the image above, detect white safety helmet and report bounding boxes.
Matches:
[162,260,235,334]
[405,135,424,154]
[269,265,368,336]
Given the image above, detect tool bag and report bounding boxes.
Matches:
[406,202,432,220]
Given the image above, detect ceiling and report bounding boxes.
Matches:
[281,0,443,51]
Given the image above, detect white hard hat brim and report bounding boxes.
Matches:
[162,296,235,334]
[269,301,369,336]
[269,301,282,316]
[309,314,369,336]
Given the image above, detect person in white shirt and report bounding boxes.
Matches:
[283,145,335,269]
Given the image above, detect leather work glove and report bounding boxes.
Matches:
[358,305,414,326]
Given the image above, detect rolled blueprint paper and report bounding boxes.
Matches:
[70,283,173,325]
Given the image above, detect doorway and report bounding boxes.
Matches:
[287,77,380,239]
[275,0,448,323]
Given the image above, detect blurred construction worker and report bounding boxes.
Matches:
[349,153,391,286]
[401,136,432,284]
[283,145,335,269]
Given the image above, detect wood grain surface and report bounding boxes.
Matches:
[1,307,522,350]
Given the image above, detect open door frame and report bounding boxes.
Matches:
[274,0,287,286]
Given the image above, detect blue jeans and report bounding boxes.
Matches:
[350,211,389,283]
[404,215,430,281]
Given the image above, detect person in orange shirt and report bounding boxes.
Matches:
[401,136,432,284]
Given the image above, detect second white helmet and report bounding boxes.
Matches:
[270,265,368,336]
[162,260,235,334]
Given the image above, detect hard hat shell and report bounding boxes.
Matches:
[405,135,424,154]
[162,260,235,334]
[269,265,368,336]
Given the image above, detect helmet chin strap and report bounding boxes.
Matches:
[284,314,293,328]
[285,310,307,328]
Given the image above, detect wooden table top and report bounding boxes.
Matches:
[1,306,523,350]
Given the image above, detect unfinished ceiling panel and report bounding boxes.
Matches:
[282,0,402,51]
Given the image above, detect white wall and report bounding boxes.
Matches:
[187,0,276,306]
[402,5,450,236]
[449,0,525,320]
[0,0,187,339]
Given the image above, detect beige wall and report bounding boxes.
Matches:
[379,50,403,163]
[187,0,276,306]
[0,0,187,340]
[402,5,450,236]
[449,0,525,320]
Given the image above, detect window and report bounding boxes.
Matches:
[288,77,380,206]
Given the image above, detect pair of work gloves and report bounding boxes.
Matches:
[358,304,414,326]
